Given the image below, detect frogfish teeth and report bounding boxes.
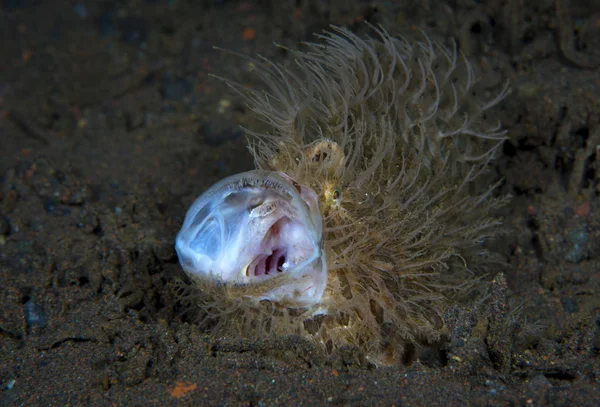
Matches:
[175,24,510,365]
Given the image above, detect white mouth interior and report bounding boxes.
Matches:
[245,216,317,280]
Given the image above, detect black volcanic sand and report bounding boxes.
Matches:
[1,1,599,406]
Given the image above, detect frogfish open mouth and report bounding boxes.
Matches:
[175,24,510,365]
[176,170,326,308]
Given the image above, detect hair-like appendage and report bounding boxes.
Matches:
[200,24,510,365]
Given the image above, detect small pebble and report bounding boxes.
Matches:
[24,298,46,328]
[43,198,57,213]
[563,223,588,263]
[5,379,16,390]
[527,374,552,399]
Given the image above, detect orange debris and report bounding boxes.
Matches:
[242,27,256,41]
[22,50,33,62]
[170,381,198,398]
[575,201,591,217]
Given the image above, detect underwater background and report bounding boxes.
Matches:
[1,0,599,405]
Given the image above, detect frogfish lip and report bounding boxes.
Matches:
[175,170,326,308]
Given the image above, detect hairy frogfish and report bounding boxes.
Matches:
[175,25,509,365]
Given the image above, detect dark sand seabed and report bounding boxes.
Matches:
[1,1,599,405]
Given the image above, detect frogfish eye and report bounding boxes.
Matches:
[332,188,342,205]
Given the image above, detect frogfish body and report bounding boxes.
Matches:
[175,25,509,365]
